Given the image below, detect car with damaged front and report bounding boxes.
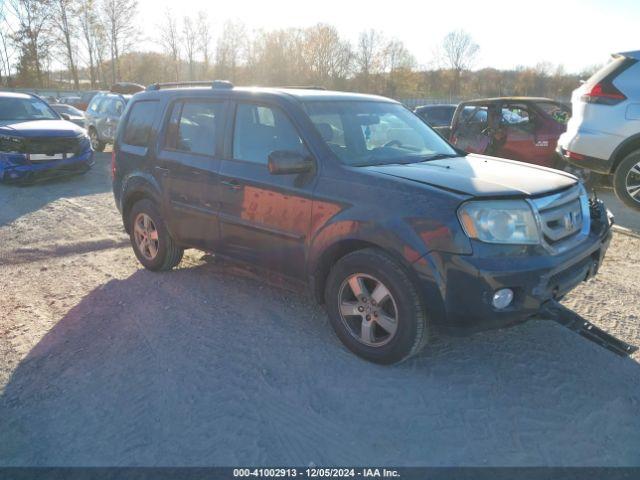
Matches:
[112,82,613,364]
[0,92,94,183]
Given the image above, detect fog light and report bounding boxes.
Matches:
[492,288,514,309]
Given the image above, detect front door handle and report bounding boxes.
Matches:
[221,179,241,191]
[155,166,169,176]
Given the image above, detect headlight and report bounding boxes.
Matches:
[0,134,23,153]
[458,200,539,244]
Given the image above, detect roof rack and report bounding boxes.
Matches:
[278,85,326,90]
[145,80,234,91]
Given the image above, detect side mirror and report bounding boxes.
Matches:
[60,113,71,120]
[268,150,313,175]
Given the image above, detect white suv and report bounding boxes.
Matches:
[557,51,640,210]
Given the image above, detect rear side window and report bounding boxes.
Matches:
[111,99,125,116]
[123,101,158,147]
[164,100,222,156]
[420,107,454,126]
[536,102,571,125]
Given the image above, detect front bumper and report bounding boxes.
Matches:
[0,149,94,184]
[414,199,613,333]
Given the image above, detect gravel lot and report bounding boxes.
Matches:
[1,153,639,466]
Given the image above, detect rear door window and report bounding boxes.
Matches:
[111,99,126,117]
[97,97,111,115]
[421,107,453,127]
[164,100,223,156]
[537,102,571,125]
[123,101,158,147]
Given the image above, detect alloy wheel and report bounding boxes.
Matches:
[133,213,159,260]
[338,273,399,347]
[625,161,640,203]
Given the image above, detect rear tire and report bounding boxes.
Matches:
[324,248,429,364]
[128,199,183,271]
[613,150,640,211]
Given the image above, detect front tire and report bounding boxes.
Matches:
[613,150,640,211]
[89,127,105,152]
[128,199,183,271]
[324,248,429,364]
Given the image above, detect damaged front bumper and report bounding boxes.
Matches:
[415,198,614,333]
[0,148,94,184]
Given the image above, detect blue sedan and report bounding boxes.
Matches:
[0,92,94,183]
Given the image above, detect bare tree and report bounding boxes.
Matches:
[356,29,384,78]
[245,27,306,86]
[102,0,138,84]
[215,20,246,81]
[183,15,196,80]
[196,11,211,78]
[0,4,14,85]
[382,38,414,96]
[302,24,351,86]
[439,30,479,96]
[8,0,53,87]
[78,0,100,87]
[157,10,181,81]
[51,0,80,88]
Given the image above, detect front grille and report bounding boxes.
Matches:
[530,184,590,253]
[0,135,84,156]
[21,136,83,156]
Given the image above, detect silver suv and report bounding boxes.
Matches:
[557,51,640,210]
[84,92,130,152]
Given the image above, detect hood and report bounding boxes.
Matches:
[0,120,85,138]
[366,154,577,197]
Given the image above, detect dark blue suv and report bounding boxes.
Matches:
[0,92,93,183]
[112,81,612,364]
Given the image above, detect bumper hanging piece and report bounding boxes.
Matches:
[541,300,638,357]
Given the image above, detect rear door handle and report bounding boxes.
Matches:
[221,179,241,191]
[155,166,169,176]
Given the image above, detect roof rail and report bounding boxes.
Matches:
[278,85,326,90]
[145,80,234,91]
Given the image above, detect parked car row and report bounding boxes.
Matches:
[414,50,640,212]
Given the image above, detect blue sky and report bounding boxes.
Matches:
[139,0,639,73]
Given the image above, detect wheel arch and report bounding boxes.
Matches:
[309,237,426,306]
[611,133,640,173]
[121,174,163,234]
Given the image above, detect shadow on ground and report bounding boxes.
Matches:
[1,258,639,467]
[0,153,112,227]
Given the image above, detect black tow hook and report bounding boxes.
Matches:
[541,300,638,357]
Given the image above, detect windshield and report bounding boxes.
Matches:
[0,96,59,122]
[303,101,458,166]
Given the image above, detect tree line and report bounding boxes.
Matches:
[0,0,597,101]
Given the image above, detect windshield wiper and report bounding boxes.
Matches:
[352,153,461,167]
[418,153,460,162]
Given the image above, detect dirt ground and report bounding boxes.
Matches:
[1,153,639,466]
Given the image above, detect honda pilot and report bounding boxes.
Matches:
[112,81,612,364]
